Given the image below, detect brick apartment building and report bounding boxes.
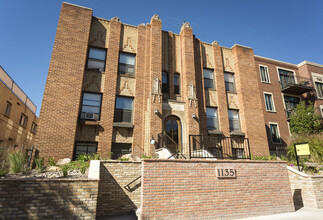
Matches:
[0,66,38,148]
[35,3,323,160]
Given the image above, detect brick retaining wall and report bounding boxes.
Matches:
[97,161,142,218]
[0,179,98,220]
[141,159,295,219]
[288,166,323,209]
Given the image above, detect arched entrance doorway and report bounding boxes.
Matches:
[164,115,182,153]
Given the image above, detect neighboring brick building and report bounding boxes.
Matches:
[35,3,323,160]
[0,66,38,148]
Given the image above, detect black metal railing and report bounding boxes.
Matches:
[157,132,186,159]
[189,135,250,159]
[280,76,313,90]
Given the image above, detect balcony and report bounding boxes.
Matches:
[280,76,313,95]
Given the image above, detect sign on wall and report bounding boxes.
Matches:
[216,168,236,178]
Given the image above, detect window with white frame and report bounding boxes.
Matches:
[203,68,214,89]
[206,107,219,130]
[269,123,281,143]
[80,93,102,120]
[259,65,270,83]
[87,47,106,71]
[315,82,323,98]
[119,52,136,76]
[264,93,275,111]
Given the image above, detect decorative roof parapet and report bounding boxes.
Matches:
[111,16,121,22]
[151,14,161,21]
[181,21,192,31]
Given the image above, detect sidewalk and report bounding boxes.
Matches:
[240,207,323,220]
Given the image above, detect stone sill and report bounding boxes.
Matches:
[230,131,245,136]
[208,130,223,135]
[113,122,134,128]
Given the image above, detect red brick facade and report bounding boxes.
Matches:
[36,3,323,160]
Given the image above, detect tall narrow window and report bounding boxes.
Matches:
[19,114,28,128]
[206,107,219,130]
[119,52,136,76]
[162,71,169,93]
[278,68,295,89]
[174,73,180,95]
[264,93,275,111]
[87,47,106,71]
[74,142,97,159]
[228,109,240,132]
[269,123,281,143]
[31,123,37,134]
[114,96,133,123]
[80,93,102,120]
[259,66,270,83]
[224,73,236,92]
[203,68,214,89]
[315,82,323,98]
[4,101,12,117]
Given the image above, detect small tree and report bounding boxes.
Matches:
[289,101,322,135]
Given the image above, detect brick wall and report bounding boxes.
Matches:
[288,166,323,209]
[97,161,142,218]
[141,159,294,219]
[0,179,98,220]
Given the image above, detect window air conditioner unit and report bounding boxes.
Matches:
[85,112,95,120]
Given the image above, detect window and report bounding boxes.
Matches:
[174,73,180,94]
[269,123,281,143]
[4,101,12,117]
[111,143,132,159]
[31,123,37,134]
[264,93,275,111]
[315,82,323,98]
[206,107,219,130]
[162,71,169,93]
[228,109,240,132]
[284,95,300,111]
[87,47,106,71]
[119,52,136,76]
[278,68,295,89]
[114,96,133,123]
[80,93,102,120]
[19,114,28,128]
[203,68,214,89]
[224,72,236,92]
[259,65,270,83]
[74,142,97,159]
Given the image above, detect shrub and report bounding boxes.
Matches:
[62,165,68,178]
[8,150,26,173]
[35,157,45,173]
[81,166,87,174]
[48,157,56,166]
[287,133,323,163]
[77,153,100,162]
[0,146,8,177]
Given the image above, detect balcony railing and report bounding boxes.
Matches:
[189,135,250,159]
[280,76,313,95]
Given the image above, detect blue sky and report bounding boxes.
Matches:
[1,0,322,116]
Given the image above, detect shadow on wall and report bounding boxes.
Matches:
[96,164,138,219]
[293,189,304,211]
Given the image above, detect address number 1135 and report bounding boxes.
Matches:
[216,168,236,178]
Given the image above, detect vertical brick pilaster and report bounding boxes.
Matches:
[180,24,200,150]
[132,24,146,156]
[147,16,162,156]
[214,44,230,136]
[98,20,122,158]
[35,3,92,160]
[232,45,269,156]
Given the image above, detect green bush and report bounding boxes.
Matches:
[62,165,68,178]
[48,157,56,166]
[77,153,100,162]
[0,146,8,177]
[287,134,323,164]
[35,157,45,173]
[8,150,26,174]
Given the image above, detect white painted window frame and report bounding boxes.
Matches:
[263,92,276,112]
[269,122,281,144]
[312,72,323,99]
[276,67,298,86]
[259,65,271,83]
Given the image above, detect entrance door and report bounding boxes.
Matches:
[164,116,181,153]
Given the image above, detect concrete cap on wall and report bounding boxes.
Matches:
[111,16,121,22]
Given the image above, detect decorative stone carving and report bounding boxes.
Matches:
[181,21,191,30]
[151,14,161,21]
[188,83,197,107]
[111,16,121,22]
[212,40,219,45]
[151,77,162,103]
